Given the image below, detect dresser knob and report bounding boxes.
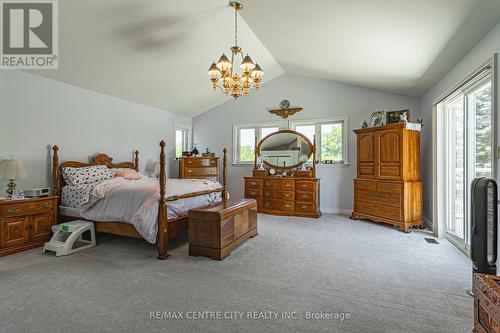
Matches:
[302,205,308,209]
[302,184,307,188]
[43,203,50,209]
[303,195,309,199]
[251,182,256,186]
[8,208,17,213]
[188,170,192,173]
[188,161,192,164]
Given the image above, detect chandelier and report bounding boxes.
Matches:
[207,2,264,99]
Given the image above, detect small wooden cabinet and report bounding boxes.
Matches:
[351,123,423,232]
[0,196,57,256]
[474,273,500,333]
[244,177,320,218]
[179,157,219,181]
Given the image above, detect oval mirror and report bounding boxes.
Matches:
[256,130,313,169]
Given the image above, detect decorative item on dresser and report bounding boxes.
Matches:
[0,158,28,197]
[179,156,220,181]
[351,122,423,232]
[0,196,58,256]
[473,273,500,333]
[244,130,320,218]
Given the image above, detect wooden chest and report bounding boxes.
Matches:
[244,177,320,218]
[474,273,500,333]
[179,157,219,181]
[188,198,257,260]
[0,196,58,256]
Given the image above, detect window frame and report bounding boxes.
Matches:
[232,121,282,165]
[175,124,192,158]
[289,117,349,166]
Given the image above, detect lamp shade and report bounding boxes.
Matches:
[207,62,220,76]
[0,159,27,180]
[251,63,264,78]
[240,54,255,71]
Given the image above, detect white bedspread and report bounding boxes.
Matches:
[79,177,222,243]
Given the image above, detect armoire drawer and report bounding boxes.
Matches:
[355,180,377,191]
[355,190,401,207]
[377,182,402,194]
[356,201,402,221]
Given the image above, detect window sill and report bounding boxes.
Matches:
[232,163,254,167]
[316,163,350,168]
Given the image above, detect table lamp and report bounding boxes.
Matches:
[0,158,27,196]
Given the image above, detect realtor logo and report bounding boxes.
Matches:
[1,0,58,69]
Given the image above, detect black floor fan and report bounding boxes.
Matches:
[466,178,498,296]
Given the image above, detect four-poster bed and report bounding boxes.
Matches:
[51,141,228,259]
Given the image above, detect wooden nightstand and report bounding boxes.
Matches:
[0,196,58,256]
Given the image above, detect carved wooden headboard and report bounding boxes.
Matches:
[52,145,139,196]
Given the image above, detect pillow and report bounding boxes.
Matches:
[115,169,142,180]
[61,184,95,208]
[62,165,115,186]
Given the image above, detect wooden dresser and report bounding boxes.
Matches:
[244,176,320,218]
[351,123,423,232]
[474,273,500,333]
[0,196,58,256]
[179,156,219,181]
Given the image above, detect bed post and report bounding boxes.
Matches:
[222,148,227,202]
[52,145,59,196]
[134,150,139,172]
[156,140,170,260]
[312,135,316,178]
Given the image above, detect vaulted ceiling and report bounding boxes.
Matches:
[29,0,500,116]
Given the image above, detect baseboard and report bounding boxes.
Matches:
[321,208,352,215]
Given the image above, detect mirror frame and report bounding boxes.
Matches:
[256,129,314,170]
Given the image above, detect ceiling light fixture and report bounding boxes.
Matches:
[207,2,264,99]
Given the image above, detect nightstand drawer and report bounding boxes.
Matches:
[0,200,54,217]
[184,158,218,167]
[185,167,218,176]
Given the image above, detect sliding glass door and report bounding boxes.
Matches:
[443,78,492,252]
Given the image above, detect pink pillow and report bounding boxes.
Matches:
[115,170,141,180]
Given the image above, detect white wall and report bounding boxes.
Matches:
[193,74,420,213]
[0,70,191,192]
[420,20,500,223]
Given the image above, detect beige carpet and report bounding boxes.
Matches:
[0,214,472,333]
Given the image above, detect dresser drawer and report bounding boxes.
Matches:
[295,202,316,213]
[245,179,262,190]
[355,180,377,191]
[275,191,294,200]
[377,182,402,194]
[276,180,294,191]
[245,189,261,199]
[0,200,54,217]
[295,180,316,192]
[262,190,274,199]
[263,179,275,189]
[185,167,218,176]
[355,190,401,207]
[183,158,218,167]
[261,200,294,212]
[295,191,316,202]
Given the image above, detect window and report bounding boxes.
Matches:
[233,122,281,164]
[175,125,191,158]
[291,118,348,164]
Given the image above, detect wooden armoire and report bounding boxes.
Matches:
[351,123,423,232]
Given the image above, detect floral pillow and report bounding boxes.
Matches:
[62,165,115,186]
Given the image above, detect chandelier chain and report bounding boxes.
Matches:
[234,6,238,47]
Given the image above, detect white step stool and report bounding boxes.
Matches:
[43,220,96,256]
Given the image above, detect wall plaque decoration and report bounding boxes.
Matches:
[268,100,303,119]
